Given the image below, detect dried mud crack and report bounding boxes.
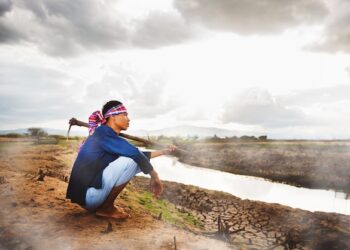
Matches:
[1,139,350,249]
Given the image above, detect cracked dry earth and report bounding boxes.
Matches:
[134,177,350,250]
[1,139,350,250]
[0,140,231,250]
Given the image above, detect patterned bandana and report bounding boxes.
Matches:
[88,104,128,135]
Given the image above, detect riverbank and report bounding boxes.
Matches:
[0,139,230,249]
[0,139,349,249]
[136,176,350,249]
[175,141,350,194]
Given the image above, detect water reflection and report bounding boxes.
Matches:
[139,155,350,215]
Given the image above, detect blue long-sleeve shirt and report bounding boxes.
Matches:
[66,125,153,206]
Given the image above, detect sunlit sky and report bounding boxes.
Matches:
[1,0,350,139]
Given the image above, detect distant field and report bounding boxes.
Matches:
[2,137,349,194]
[176,140,350,194]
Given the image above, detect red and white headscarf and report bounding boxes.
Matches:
[88,104,128,135]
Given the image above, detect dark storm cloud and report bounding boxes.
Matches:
[308,0,350,53]
[1,0,347,56]
[0,0,12,16]
[0,0,195,57]
[20,0,130,56]
[0,0,24,43]
[0,22,24,43]
[221,89,307,128]
[132,11,196,48]
[174,0,328,35]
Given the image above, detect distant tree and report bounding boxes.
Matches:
[0,133,22,138]
[27,128,48,139]
[206,134,223,142]
[240,135,257,141]
[224,136,238,142]
[259,135,268,141]
[240,135,250,141]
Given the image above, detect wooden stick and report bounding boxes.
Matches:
[67,117,188,154]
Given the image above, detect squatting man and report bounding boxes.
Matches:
[66,100,176,219]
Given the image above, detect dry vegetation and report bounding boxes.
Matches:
[0,138,350,249]
[176,140,350,194]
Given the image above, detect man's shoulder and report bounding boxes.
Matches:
[95,125,120,138]
[95,125,111,134]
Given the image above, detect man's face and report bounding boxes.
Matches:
[111,113,130,130]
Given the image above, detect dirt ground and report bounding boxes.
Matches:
[0,139,232,250]
[0,139,350,249]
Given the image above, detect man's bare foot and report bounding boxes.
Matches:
[114,205,126,213]
[95,206,130,219]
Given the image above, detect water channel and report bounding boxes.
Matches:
[139,155,350,215]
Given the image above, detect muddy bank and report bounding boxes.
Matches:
[0,174,232,250]
[175,141,350,194]
[0,140,231,250]
[134,176,350,250]
[1,139,350,249]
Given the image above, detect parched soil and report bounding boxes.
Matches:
[0,140,231,250]
[138,177,350,249]
[0,139,350,250]
[176,141,350,194]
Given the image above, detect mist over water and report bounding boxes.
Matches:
[142,154,350,215]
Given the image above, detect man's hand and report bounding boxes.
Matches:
[161,144,177,155]
[150,145,178,158]
[69,117,79,126]
[149,170,163,198]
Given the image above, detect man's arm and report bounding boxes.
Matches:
[150,145,177,158]
[102,135,154,174]
[148,145,176,197]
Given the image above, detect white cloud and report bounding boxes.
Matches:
[220,85,350,138]
[221,88,308,128]
[277,84,350,106]
[0,59,182,129]
[79,64,181,119]
[0,62,88,126]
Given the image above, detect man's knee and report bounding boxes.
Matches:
[112,157,141,186]
[116,157,142,177]
[118,157,138,170]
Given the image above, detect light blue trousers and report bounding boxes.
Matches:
[85,157,141,211]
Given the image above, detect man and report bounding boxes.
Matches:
[66,100,176,219]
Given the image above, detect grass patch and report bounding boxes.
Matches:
[129,190,203,229]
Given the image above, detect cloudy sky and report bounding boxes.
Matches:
[1,0,350,139]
